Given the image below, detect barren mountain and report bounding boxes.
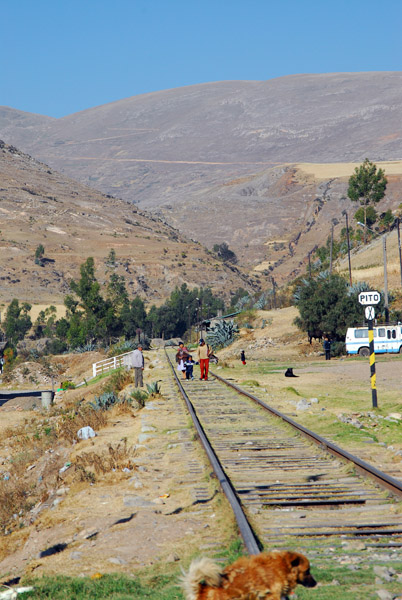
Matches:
[2,72,402,282]
[0,141,256,305]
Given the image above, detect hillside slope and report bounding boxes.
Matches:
[2,72,402,282]
[0,141,256,304]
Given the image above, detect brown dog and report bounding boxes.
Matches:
[181,550,316,600]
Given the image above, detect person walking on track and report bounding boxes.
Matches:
[176,341,190,380]
[131,344,144,387]
[196,338,211,381]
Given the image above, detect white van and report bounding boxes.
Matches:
[345,325,402,356]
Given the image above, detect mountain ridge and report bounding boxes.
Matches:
[2,72,402,283]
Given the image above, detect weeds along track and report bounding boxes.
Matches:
[166,351,402,554]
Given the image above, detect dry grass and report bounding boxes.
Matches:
[0,418,60,533]
[296,160,402,180]
[57,406,108,443]
[102,368,133,393]
[0,403,117,533]
[2,418,58,474]
[74,440,137,482]
[337,228,402,290]
[0,478,31,531]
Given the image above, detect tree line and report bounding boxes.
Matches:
[1,257,224,355]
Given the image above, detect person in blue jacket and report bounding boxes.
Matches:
[323,337,331,360]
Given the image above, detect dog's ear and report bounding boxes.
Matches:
[290,556,301,568]
[285,552,304,570]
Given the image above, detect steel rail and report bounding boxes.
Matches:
[211,370,402,498]
[165,350,261,555]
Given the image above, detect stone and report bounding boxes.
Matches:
[109,557,127,565]
[77,426,96,440]
[166,553,180,562]
[374,566,394,582]
[129,477,144,489]
[138,433,153,443]
[70,552,82,560]
[376,590,393,600]
[296,398,311,411]
[123,496,155,508]
[144,402,159,410]
[141,425,156,433]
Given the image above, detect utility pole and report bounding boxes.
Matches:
[383,236,389,322]
[271,277,276,309]
[397,217,402,288]
[342,210,352,285]
[329,222,334,274]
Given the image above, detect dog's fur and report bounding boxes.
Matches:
[181,550,316,600]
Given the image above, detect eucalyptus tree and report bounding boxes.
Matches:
[347,159,387,243]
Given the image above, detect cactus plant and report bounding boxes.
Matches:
[206,319,239,350]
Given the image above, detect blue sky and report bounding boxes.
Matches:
[2,0,402,118]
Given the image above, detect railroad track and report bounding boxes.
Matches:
[166,350,402,555]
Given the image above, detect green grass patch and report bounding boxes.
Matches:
[211,538,245,564]
[240,380,260,387]
[295,560,402,600]
[20,541,247,600]
[17,551,402,600]
[20,572,180,600]
[284,386,301,396]
[86,368,124,387]
[300,415,378,445]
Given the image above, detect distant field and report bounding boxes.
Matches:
[296,160,402,179]
[0,303,66,322]
[337,228,402,290]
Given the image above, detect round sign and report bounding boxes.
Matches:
[365,306,375,320]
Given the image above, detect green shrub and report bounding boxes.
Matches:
[130,389,149,408]
[46,338,68,355]
[61,381,76,390]
[330,341,346,357]
[103,368,133,393]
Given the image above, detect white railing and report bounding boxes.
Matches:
[92,350,134,377]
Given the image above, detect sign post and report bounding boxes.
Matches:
[358,291,380,408]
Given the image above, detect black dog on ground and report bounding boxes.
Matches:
[285,368,298,377]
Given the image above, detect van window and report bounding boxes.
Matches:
[377,328,385,337]
[392,329,396,339]
[354,329,368,339]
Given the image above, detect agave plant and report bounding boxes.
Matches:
[74,343,98,354]
[253,292,269,310]
[206,319,239,350]
[130,389,149,407]
[90,391,120,410]
[235,295,250,311]
[146,380,161,396]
